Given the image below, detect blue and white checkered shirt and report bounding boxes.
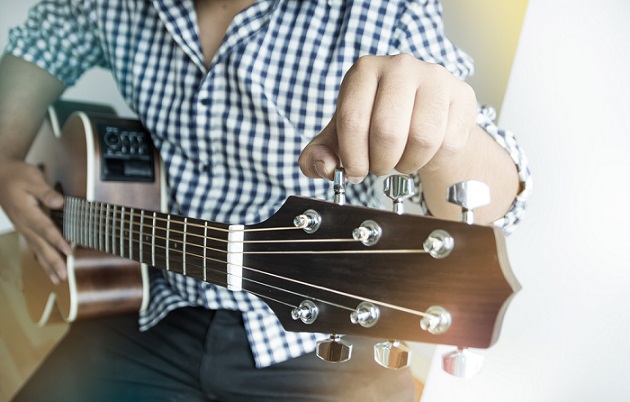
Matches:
[7,0,531,368]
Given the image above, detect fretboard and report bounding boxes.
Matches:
[60,196,234,286]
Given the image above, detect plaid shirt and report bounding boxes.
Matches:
[7,0,531,368]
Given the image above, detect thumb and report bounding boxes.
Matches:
[298,118,341,181]
[40,188,65,209]
[30,175,64,209]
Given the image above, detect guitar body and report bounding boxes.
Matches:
[22,102,166,325]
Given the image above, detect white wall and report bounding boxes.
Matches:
[0,0,133,234]
[422,0,630,400]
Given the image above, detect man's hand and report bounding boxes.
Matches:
[299,54,477,183]
[0,158,71,283]
[299,54,519,224]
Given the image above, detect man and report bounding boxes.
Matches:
[0,1,530,400]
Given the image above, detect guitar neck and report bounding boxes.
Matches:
[59,196,234,286]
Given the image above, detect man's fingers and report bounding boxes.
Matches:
[298,118,341,181]
[396,81,450,174]
[21,227,67,284]
[334,57,378,182]
[367,58,416,176]
[424,81,477,172]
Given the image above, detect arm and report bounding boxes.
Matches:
[299,54,519,225]
[0,53,70,282]
[1,0,106,282]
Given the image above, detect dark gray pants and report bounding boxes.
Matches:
[13,307,416,401]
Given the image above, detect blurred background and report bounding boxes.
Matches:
[2,0,630,401]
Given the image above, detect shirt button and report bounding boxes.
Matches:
[199,98,211,105]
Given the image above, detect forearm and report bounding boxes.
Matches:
[418,124,519,225]
[0,54,65,160]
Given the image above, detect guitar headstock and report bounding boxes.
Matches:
[242,192,520,352]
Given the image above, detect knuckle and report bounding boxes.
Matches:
[409,125,443,151]
[371,121,403,146]
[388,53,417,68]
[350,55,378,75]
[459,80,477,103]
[336,111,369,134]
[425,61,448,78]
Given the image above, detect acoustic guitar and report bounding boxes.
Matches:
[21,101,520,358]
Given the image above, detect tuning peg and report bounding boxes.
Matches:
[383,175,415,214]
[316,335,352,363]
[374,340,412,369]
[442,348,484,378]
[350,301,380,328]
[334,168,346,205]
[291,300,319,324]
[446,180,490,224]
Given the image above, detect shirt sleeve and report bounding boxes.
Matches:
[393,0,532,234]
[3,0,107,87]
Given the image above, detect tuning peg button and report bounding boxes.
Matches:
[442,348,484,378]
[383,175,415,214]
[374,340,412,369]
[316,335,352,363]
[447,180,490,224]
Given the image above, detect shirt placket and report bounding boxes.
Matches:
[194,0,279,169]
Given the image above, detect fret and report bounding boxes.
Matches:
[177,217,230,283]
[85,201,92,248]
[94,201,98,250]
[81,199,87,247]
[65,198,70,242]
[165,214,171,271]
[151,212,156,267]
[72,198,77,243]
[119,207,126,258]
[203,221,208,281]
[111,205,117,256]
[84,201,88,247]
[66,198,72,243]
[72,198,78,244]
[151,211,169,270]
[89,202,96,248]
[105,204,111,254]
[182,218,187,275]
[129,208,134,260]
[98,202,104,252]
[76,198,81,244]
[139,210,145,264]
[62,199,68,241]
[164,216,186,276]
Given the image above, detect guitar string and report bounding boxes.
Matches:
[64,222,431,318]
[57,199,427,251]
[54,206,433,319]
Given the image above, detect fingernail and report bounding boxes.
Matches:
[49,193,64,206]
[313,161,331,180]
[347,176,364,184]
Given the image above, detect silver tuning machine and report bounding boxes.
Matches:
[447,180,490,224]
[291,300,319,324]
[383,174,415,214]
[316,334,352,363]
[442,348,484,378]
[420,306,452,334]
[350,301,380,328]
[334,168,346,205]
[374,340,412,369]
